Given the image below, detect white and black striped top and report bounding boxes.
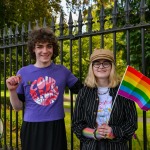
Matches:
[72,85,138,150]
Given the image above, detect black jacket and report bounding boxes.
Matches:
[72,86,138,150]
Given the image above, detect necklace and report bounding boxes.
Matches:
[98,88,109,95]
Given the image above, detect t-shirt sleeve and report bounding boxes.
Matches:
[18,94,25,102]
[64,67,78,88]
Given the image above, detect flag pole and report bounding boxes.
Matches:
[111,65,129,110]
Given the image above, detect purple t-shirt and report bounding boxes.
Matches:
[16,62,78,122]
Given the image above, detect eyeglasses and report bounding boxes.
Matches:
[92,61,111,68]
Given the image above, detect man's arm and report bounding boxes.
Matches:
[6,75,23,111]
[70,79,84,94]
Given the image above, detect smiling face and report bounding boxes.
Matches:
[34,42,53,67]
[92,59,112,81]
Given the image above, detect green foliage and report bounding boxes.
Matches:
[1,0,150,81]
[0,0,109,29]
[115,0,150,76]
[0,0,63,29]
[0,44,30,81]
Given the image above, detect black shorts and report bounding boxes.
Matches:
[20,119,67,150]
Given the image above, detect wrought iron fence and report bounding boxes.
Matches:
[0,0,150,149]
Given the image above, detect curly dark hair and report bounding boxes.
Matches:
[27,27,59,60]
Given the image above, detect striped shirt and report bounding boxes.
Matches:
[72,86,138,150]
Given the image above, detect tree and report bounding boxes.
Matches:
[116,0,150,76]
[0,0,62,29]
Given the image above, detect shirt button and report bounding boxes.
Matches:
[94,112,96,115]
[96,97,99,100]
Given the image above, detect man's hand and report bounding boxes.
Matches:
[6,75,21,91]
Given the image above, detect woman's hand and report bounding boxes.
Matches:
[97,123,115,139]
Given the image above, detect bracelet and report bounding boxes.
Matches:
[93,129,98,140]
[107,132,115,139]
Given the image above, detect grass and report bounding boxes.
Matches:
[1,92,150,150]
[133,122,150,150]
[65,112,80,150]
[0,105,150,150]
[2,90,150,117]
[64,101,150,118]
[0,108,22,149]
[65,112,150,150]
[136,106,150,118]
[64,102,150,150]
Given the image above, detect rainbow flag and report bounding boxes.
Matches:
[118,66,150,111]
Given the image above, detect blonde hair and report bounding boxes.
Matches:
[84,62,120,88]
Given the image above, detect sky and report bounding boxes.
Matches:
[60,0,78,21]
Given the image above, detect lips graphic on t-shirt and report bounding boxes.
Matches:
[30,76,59,106]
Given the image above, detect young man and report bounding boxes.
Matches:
[6,27,83,150]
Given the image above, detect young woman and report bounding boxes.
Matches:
[6,27,83,150]
[72,48,137,150]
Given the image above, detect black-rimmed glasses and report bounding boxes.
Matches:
[92,61,111,68]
